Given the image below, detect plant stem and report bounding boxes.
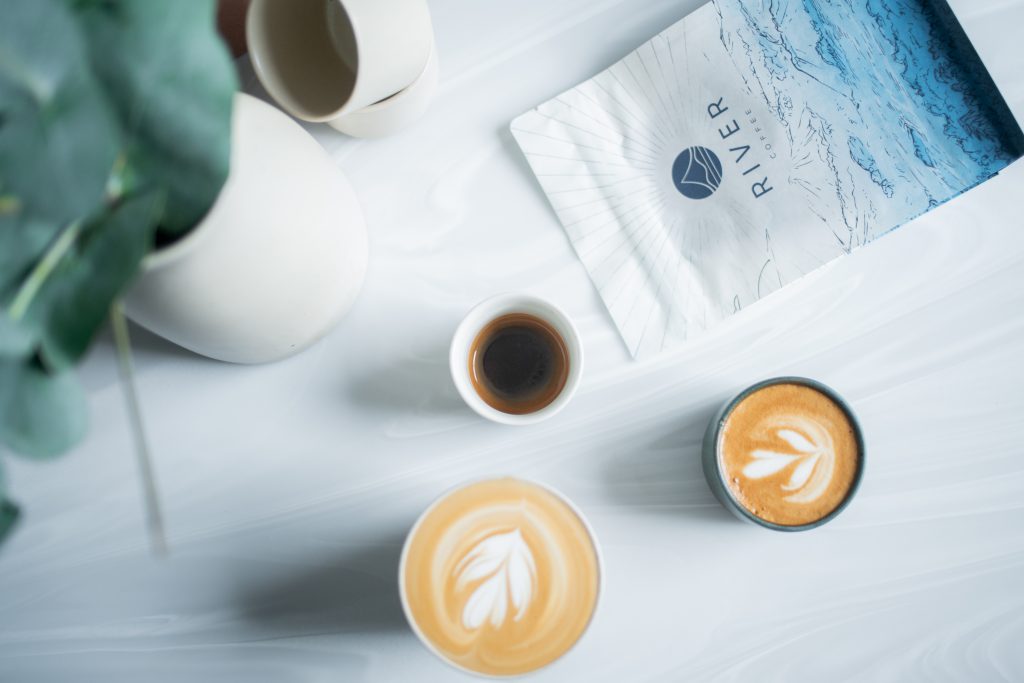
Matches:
[8,220,82,321]
[110,303,167,557]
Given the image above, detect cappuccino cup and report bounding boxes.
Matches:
[247,0,434,122]
[450,294,583,425]
[399,477,602,677]
[702,377,865,531]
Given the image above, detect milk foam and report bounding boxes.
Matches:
[741,415,835,503]
[455,528,537,629]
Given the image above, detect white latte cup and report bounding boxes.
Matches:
[450,293,583,426]
[399,477,603,677]
[247,0,433,122]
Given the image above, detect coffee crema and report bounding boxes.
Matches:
[468,313,569,415]
[400,478,600,676]
[719,383,860,527]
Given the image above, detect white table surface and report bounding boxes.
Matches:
[3,0,1024,680]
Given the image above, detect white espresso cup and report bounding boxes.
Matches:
[450,294,583,426]
[247,0,433,122]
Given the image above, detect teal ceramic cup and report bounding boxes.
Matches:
[701,377,865,532]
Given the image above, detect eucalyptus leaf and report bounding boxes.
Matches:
[0,313,33,356]
[0,0,120,227]
[74,0,236,234]
[0,356,87,459]
[0,214,62,300]
[26,191,163,369]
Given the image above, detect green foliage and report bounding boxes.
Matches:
[0,356,87,459]
[75,1,235,235]
[0,0,119,228]
[0,0,236,543]
[27,192,166,369]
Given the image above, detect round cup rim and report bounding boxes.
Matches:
[710,376,866,532]
[246,0,365,122]
[449,293,583,426]
[397,476,604,679]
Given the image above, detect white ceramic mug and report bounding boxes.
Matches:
[247,0,433,122]
[449,294,583,425]
[328,38,439,138]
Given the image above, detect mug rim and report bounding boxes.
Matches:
[708,376,866,532]
[246,0,349,121]
[246,0,433,121]
[449,293,583,425]
[397,475,604,679]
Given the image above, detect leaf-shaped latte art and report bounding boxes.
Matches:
[740,418,836,504]
[455,529,537,630]
[743,451,799,478]
[782,454,820,491]
[776,429,817,453]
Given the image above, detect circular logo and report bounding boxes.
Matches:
[672,146,723,199]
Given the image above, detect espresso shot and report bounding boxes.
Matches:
[468,313,569,415]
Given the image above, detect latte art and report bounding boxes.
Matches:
[741,417,835,503]
[400,479,600,676]
[720,383,860,527]
[456,528,536,630]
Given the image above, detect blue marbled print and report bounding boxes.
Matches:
[849,135,896,197]
[512,0,1022,356]
[718,0,1024,248]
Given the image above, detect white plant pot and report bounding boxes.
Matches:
[124,93,368,364]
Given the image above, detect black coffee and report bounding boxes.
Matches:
[468,313,569,415]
